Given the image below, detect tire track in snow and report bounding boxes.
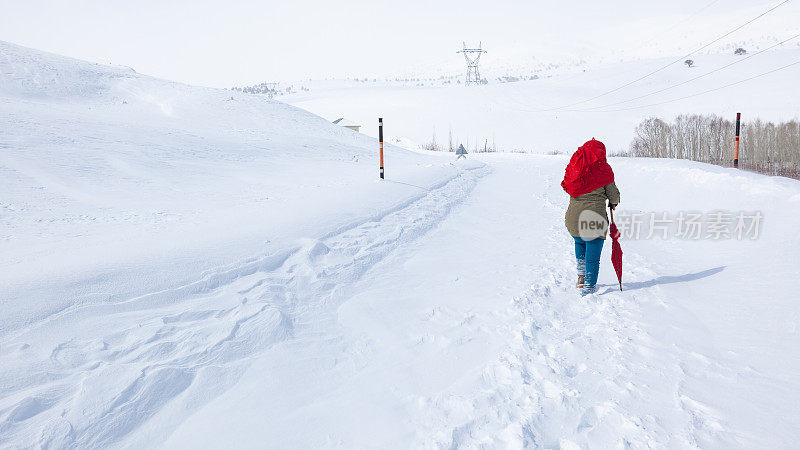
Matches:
[0,164,490,448]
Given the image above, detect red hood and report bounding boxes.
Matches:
[561,139,615,197]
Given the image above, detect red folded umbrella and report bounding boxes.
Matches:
[609,208,623,291]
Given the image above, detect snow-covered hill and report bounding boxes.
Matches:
[285,48,800,154]
[1,40,799,449]
[0,40,466,336]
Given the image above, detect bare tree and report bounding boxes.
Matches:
[629,115,800,179]
[448,128,454,152]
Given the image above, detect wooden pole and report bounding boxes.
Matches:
[734,112,741,168]
[379,118,384,179]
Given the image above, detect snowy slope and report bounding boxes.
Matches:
[0,40,477,446]
[2,40,800,450]
[0,40,466,336]
[285,48,800,153]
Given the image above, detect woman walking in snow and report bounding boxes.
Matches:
[561,138,620,295]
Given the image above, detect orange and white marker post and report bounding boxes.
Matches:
[734,112,741,168]
[379,117,385,179]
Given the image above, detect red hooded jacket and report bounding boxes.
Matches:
[561,139,615,197]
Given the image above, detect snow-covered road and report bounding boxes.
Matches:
[162,156,799,449]
[3,153,799,448]
[160,155,798,449]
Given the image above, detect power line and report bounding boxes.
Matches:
[630,0,722,51]
[552,0,723,87]
[584,59,800,112]
[543,0,791,111]
[576,32,800,111]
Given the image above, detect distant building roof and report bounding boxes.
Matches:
[333,117,360,127]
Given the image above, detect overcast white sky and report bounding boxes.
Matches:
[1,0,795,87]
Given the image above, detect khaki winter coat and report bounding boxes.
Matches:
[565,182,621,239]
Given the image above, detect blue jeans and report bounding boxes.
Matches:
[573,236,604,292]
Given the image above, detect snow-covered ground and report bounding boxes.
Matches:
[2,40,800,448]
[160,156,800,449]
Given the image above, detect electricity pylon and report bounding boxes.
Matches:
[457,42,487,85]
